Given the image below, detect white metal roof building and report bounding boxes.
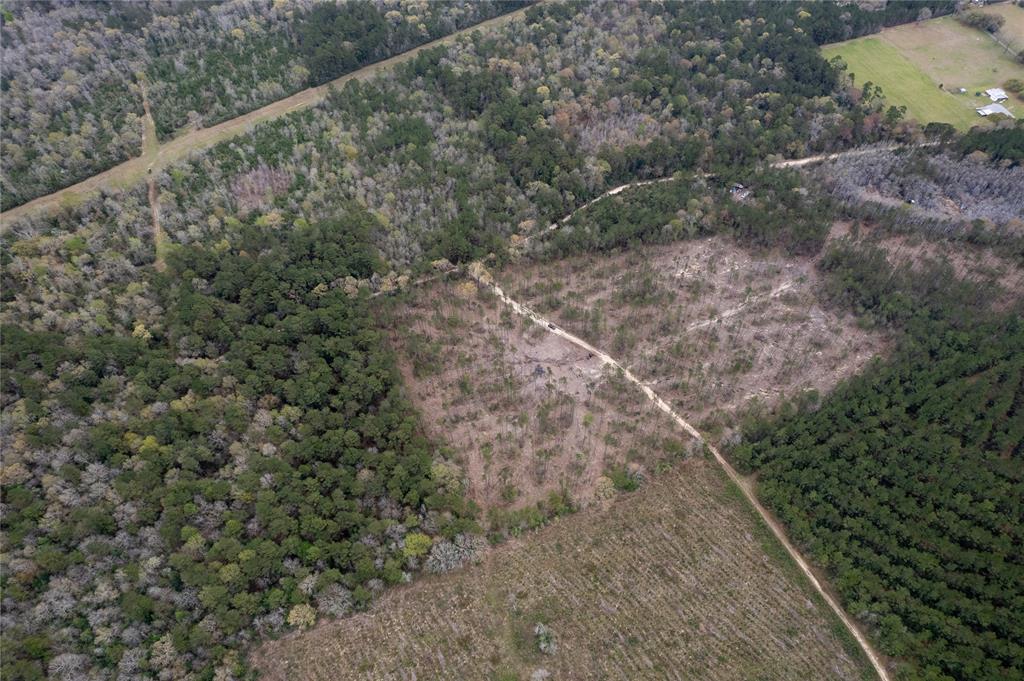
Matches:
[985,88,1009,102]
[976,102,1015,118]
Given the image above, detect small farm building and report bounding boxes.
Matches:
[976,103,1014,118]
[985,88,1008,102]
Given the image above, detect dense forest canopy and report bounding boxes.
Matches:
[2,212,477,680]
[6,0,923,273]
[731,240,1023,681]
[0,0,525,210]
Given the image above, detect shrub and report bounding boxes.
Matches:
[286,604,316,630]
[425,534,486,573]
[534,623,557,655]
[606,465,639,492]
[956,10,1004,33]
[315,584,353,619]
[403,532,433,558]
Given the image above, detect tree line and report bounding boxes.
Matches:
[731,239,1023,681]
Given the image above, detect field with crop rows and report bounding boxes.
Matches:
[252,458,873,680]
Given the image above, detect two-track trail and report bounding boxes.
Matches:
[469,262,893,681]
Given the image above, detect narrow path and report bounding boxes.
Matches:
[621,279,798,372]
[771,144,902,168]
[520,177,678,248]
[140,79,167,272]
[469,262,892,681]
[139,80,159,160]
[0,6,532,228]
[520,140,934,249]
[685,280,795,331]
[772,142,938,168]
[147,176,166,272]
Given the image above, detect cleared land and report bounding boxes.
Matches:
[506,236,888,435]
[822,10,1024,129]
[823,37,981,129]
[387,278,685,510]
[0,6,531,228]
[254,232,901,680]
[252,458,873,681]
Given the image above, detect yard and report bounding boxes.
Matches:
[822,7,1024,130]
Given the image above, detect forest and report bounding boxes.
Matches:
[2,212,478,680]
[1,2,1021,681]
[0,0,523,210]
[542,168,833,259]
[144,0,524,139]
[731,241,1023,681]
[43,0,928,276]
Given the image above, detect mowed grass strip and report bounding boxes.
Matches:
[822,37,979,130]
[252,460,874,681]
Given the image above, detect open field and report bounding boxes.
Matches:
[252,458,874,681]
[505,236,889,436]
[0,6,531,228]
[823,37,982,129]
[985,3,1024,49]
[822,9,1024,129]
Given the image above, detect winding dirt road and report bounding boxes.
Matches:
[469,262,893,681]
[518,177,679,248]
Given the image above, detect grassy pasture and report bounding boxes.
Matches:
[823,9,1024,130]
[985,3,1024,43]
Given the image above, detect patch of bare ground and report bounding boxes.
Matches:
[502,236,890,435]
[251,458,872,681]
[386,279,685,510]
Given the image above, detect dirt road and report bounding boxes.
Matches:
[470,262,893,681]
[147,177,166,272]
[0,7,532,228]
[772,142,938,168]
[519,177,679,248]
[771,145,901,168]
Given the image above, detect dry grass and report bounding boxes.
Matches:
[251,458,873,681]
[504,237,889,435]
[387,279,684,510]
[877,15,1023,91]
[984,3,1024,41]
